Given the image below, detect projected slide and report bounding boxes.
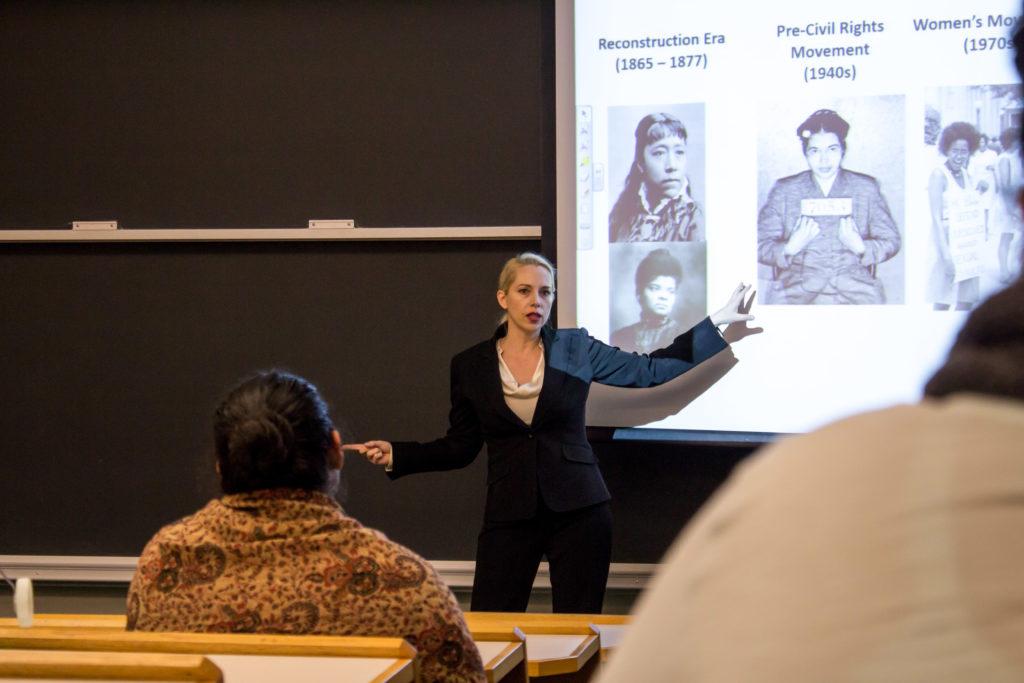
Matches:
[568,0,1022,433]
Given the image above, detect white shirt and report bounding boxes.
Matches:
[496,340,544,425]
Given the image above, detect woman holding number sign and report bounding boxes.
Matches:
[757,109,902,305]
[928,122,989,310]
[351,253,753,613]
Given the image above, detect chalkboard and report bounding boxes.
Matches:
[0,1,753,566]
[0,0,554,230]
[0,242,753,562]
[0,241,533,558]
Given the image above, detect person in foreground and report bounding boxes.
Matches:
[596,275,1024,682]
[127,371,485,683]
[355,252,754,613]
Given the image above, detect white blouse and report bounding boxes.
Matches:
[496,340,545,425]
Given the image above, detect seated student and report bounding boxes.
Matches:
[596,276,1024,682]
[127,371,485,683]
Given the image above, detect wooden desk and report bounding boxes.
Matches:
[0,612,623,661]
[588,624,627,661]
[518,631,599,679]
[465,616,600,682]
[0,649,222,681]
[465,613,630,626]
[0,628,414,683]
[203,654,410,683]
[465,613,631,662]
[0,614,531,682]
[474,641,526,683]
[466,624,528,683]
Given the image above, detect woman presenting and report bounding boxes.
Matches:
[355,253,753,613]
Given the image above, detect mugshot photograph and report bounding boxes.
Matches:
[608,106,706,243]
[609,245,707,355]
[354,253,753,614]
[757,106,903,305]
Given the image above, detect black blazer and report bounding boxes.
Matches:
[390,318,728,521]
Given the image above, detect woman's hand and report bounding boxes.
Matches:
[710,283,755,328]
[837,216,866,255]
[783,216,820,256]
[345,440,393,468]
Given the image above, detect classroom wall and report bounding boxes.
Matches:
[0,1,754,593]
[0,0,555,230]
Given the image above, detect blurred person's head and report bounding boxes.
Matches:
[635,248,683,319]
[214,371,343,495]
[924,277,1024,401]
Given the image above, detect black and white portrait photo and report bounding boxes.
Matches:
[925,85,1023,310]
[756,97,905,305]
[608,243,707,354]
[608,103,706,243]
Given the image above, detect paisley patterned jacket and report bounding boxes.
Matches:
[127,488,484,683]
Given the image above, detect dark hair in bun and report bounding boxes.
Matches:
[924,278,1024,402]
[635,248,683,296]
[214,371,333,494]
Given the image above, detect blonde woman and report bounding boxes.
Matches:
[355,253,752,614]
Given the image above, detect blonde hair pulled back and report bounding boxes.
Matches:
[497,252,556,324]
